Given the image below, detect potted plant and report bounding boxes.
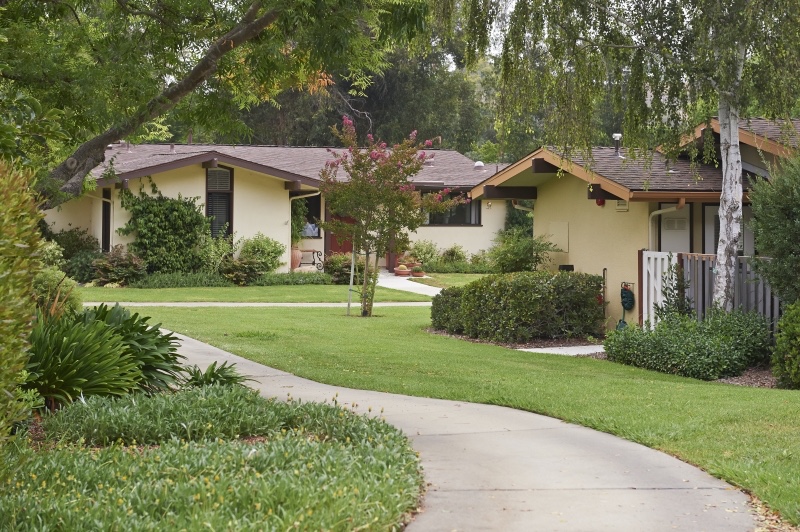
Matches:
[411,265,425,277]
[395,264,411,276]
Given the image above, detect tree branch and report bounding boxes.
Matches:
[48,1,279,206]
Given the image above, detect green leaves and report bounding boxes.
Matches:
[118,183,208,274]
[26,313,143,407]
[432,271,604,342]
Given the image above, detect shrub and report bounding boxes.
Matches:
[605,309,770,380]
[196,223,235,274]
[431,286,466,334]
[439,244,468,263]
[455,272,604,342]
[25,313,142,408]
[251,271,333,286]
[130,271,234,288]
[239,232,285,273]
[92,245,147,286]
[653,256,693,322]
[39,240,65,269]
[0,162,41,459]
[410,239,439,265]
[80,304,184,394]
[181,362,250,389]
[64,248,103,283]
[489,226,558,273]
[50,226,99,260]
[32,268,82,316]
[749,158,800,303]
[118,182,208,273]
[772,300,800,389]
[324,252,365,285]
[470,249,492,267]
[220,257,264,286]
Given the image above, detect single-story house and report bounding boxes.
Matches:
[45,142,506,272]
[470,118,798,328]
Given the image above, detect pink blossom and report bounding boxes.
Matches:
[424,139,433,147]
[442,187,451,194]
[367,134,374,143]
[418,151,426,161]
[409,130,417,140]
[380,142,387,149]
[436,194,442,201]
[465,198,472,203]
[370,150,380,160]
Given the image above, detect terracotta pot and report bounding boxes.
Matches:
[290,247,302,270]
[411,271,425,277]
[395,269,411,276]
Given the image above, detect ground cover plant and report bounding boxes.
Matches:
[141,306,800,525]
[78,285,431,303]
[2,385,422,530]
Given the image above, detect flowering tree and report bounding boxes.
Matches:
[320,117,465,316]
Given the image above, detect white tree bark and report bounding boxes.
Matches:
[713,96,743,311]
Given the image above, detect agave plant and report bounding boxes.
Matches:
[26,312,142,409]
[80,304,184,394]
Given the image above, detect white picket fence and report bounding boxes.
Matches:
[640,251,678,325]
[639,250,782,329]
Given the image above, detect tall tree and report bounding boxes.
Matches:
[446,0,800,310]
[0,0,427,205]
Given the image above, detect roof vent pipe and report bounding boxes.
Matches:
[474,161,485,171]
[612,133,622,156]
[170,143,175,154]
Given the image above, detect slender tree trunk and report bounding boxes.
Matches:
[713,96,743,311]
[361,247,371,316]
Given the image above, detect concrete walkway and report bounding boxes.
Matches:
[176,333,756,531]
[376,269,443,297]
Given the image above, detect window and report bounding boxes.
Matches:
[207,166,232,237]
[425,192,481,225]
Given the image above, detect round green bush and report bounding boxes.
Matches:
[64,249,103,283]
[773,301,800,389]
[32,268,82,315]
[439,244,468,263]
[239,232,285,273]
[410,239,439,264]
[40,241,65,270]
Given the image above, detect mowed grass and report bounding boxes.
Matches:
[79,285,430,303]
[141,305,800,525]
[409,273,487,288]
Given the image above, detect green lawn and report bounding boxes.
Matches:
[79,285,430,303]
[409,273,487,288]
[139,305,800,525]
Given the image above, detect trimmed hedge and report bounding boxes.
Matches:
[430,286,466,334]
[772,300,800,389]
[431,271,604,342]
[605,309,770,380]
[423,260,495,274]
[130,272,234,288]
[251,272,333,286]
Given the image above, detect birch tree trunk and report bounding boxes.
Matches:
[713,95,743,311]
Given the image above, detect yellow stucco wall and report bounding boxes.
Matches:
[533,175,650,329]
[411,200,506,256]
[44,194,96,236]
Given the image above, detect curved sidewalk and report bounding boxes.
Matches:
[175,332,755,531]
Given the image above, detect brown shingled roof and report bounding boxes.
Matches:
[94,142,494,189]
[564,147,723,193]
[740,118,800,149]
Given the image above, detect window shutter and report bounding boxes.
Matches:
[207,168,231,191]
